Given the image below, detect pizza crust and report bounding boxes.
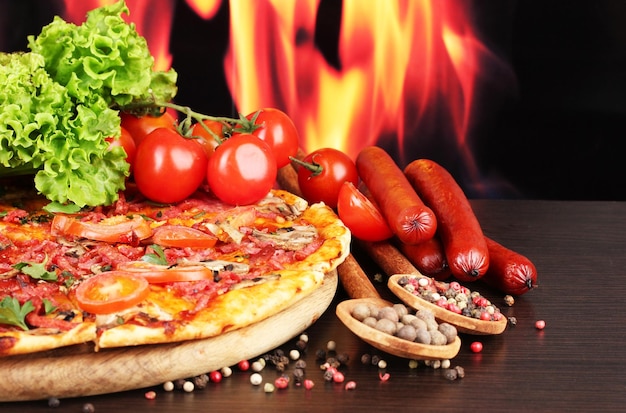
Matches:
[0,323,96,356]
[96,269,325,348]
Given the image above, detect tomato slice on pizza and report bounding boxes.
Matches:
[75,272,150,315]
[51,214,153,243]
[115,262,217,283]
[151,225,217,249]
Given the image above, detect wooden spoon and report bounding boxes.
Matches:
[388,274,508,335]
[335,259,461,360]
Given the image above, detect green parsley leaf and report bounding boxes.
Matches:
[13,257,58,282]
[43,298,57,315]
[141,244,168,266]
[0,297,35,330]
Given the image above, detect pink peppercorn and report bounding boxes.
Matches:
[209,371,223,383]
[275,376,289,389]
[344,381,357,390]
[436,297,448,308]
[238,360,250,371]
[535,320,546,330]
[333,371,345,383]
[144,391,157,400]
[378,372,390,382]
[449,281,461,291]
[304,379,315,390]
[448,303,462,314]
[470,341,483,353]
[480,311,492,321]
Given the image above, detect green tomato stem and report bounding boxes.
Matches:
[289,156,324,176]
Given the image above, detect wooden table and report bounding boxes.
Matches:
[2,200,625,412]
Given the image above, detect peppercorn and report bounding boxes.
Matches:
[182,381,195,392]
[81,403,95,413]
[455,365,466,378]
[504,295,515,306]
[370,354,381,366]
[293,367,305,383]
[295,339,308,351]
[344,381,357,390]
[209,371,223,383]
[193,374,209,389]
[326,356,341,369]
[337,352,350,365]
[250,373,263,386]
[323,369,335,381]
[360,353,371,365]
[315,349,327,360]
[144,391,157,400]
[47,397,61,408]
[442,368,458,381]
[162,381,175,392]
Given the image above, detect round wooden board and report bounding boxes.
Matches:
[0,271,338,402]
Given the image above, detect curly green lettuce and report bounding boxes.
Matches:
[0,52,128,207]
[27,0,177,108]
[0,1,178,207]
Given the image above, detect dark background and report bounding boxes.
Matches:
[2,0,625,201]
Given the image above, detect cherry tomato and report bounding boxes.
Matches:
[246,108,299,168]
[207,134,277,205]
[190,119,224,158]
[75,271,150,314]
[121,111,177,147]
[51,215,153,243]
[134,128,209,204]
[115,262,216,284]
[296,148,358,209]
[336,182,393,241]
[106,127,136,172]
[151,225,217,249]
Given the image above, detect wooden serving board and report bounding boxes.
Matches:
[0,271,338,402]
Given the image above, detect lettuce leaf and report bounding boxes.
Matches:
[0,1,178,207]
[27,0,177,108]
[0,51,128,207]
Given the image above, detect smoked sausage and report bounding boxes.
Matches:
[397,236,451,281]
[356,147,437,245]
[404,159,488,282]
[481,236,538,295]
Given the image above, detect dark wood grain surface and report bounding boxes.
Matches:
[2,200,625,412]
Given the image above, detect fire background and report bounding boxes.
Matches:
[2,0,625,201]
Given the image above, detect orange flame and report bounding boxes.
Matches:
[223,0,498,165]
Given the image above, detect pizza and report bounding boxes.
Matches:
[0,181,350,356]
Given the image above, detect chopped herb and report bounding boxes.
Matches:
[141,244,168,265]
[13,257,58,281]
[43,298,56,314]
[0,297,35,330]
